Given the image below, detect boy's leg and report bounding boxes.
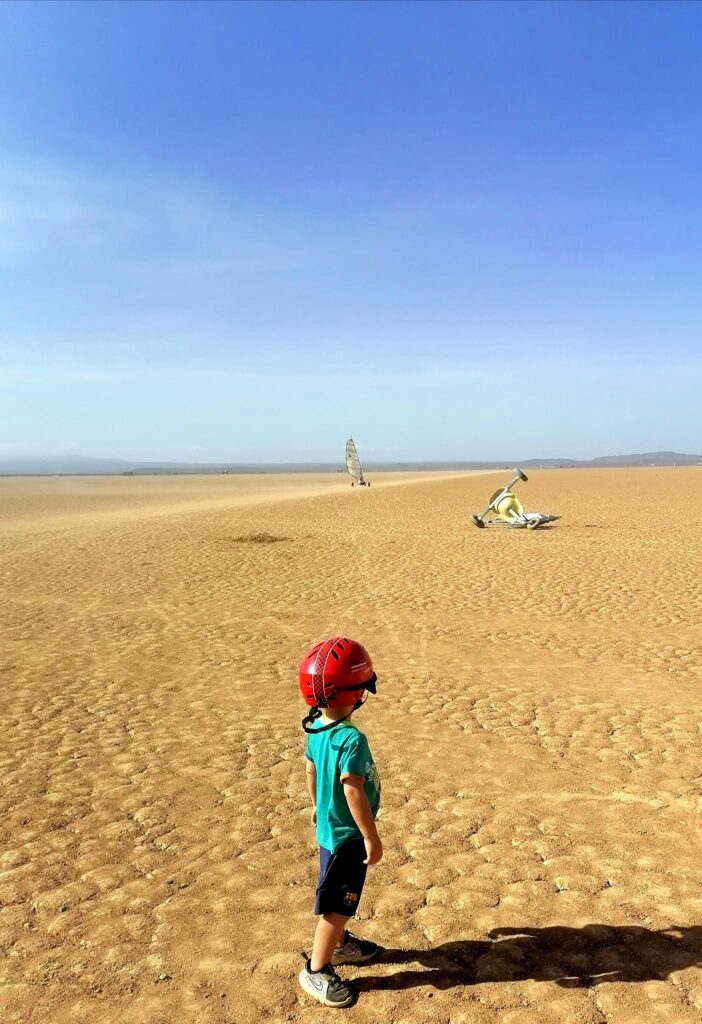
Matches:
[310,912,350,972]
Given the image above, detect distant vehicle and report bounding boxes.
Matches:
[345,438,370,487]
[471,469,559,530]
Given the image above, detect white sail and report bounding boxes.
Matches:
[345,438,364,483]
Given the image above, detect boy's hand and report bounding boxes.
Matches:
[363,833,383,865]
[310,807,317,826]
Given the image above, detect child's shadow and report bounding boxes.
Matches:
[355,925,702,991]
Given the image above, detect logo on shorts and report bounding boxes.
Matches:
[343,891,358,907]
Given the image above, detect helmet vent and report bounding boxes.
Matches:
[330,650,339,661]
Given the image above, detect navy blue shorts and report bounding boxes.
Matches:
[315,836,368,917]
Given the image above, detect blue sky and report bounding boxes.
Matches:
[1,1,701,462]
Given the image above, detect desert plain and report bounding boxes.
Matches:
[1,468,701,1024]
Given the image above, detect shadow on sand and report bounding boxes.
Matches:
[355,925,702,992]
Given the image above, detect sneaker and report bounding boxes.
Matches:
[298,959,354,1008]
[331,930,379,965]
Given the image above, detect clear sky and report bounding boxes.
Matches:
[1,1,700,462]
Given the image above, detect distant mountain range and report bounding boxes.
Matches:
[522,451,702,468]
[0,451,700,475]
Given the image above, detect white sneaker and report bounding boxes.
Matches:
[298,959,354,1008]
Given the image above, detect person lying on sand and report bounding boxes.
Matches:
[298,637,383,1008]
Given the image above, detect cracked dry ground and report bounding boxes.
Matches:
[1,468,701,1024]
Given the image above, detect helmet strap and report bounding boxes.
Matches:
[302,696,366,735]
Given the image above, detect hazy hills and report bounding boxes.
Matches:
[521,451,702,468]
[0,452,700,475]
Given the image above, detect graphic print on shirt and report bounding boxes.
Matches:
[364,758,380,804]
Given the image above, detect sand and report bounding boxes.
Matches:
[1,468,701,1024]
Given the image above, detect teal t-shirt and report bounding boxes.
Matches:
[306,720,381,853]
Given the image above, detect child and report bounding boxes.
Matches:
[298,637,382,1008]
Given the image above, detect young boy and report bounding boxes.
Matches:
[298,637,382,1008]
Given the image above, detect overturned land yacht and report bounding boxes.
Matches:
[471,469,559,530]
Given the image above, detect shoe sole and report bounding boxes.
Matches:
[298,969,354,1008]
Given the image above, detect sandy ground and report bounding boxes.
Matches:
[1,468,701,1024]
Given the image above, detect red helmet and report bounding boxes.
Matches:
[299,637,377,710]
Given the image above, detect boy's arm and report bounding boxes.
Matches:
[342,774,383,865]
[305,759,317,825]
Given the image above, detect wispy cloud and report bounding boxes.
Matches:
[0,155,345,272]
[0,158,136,257]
